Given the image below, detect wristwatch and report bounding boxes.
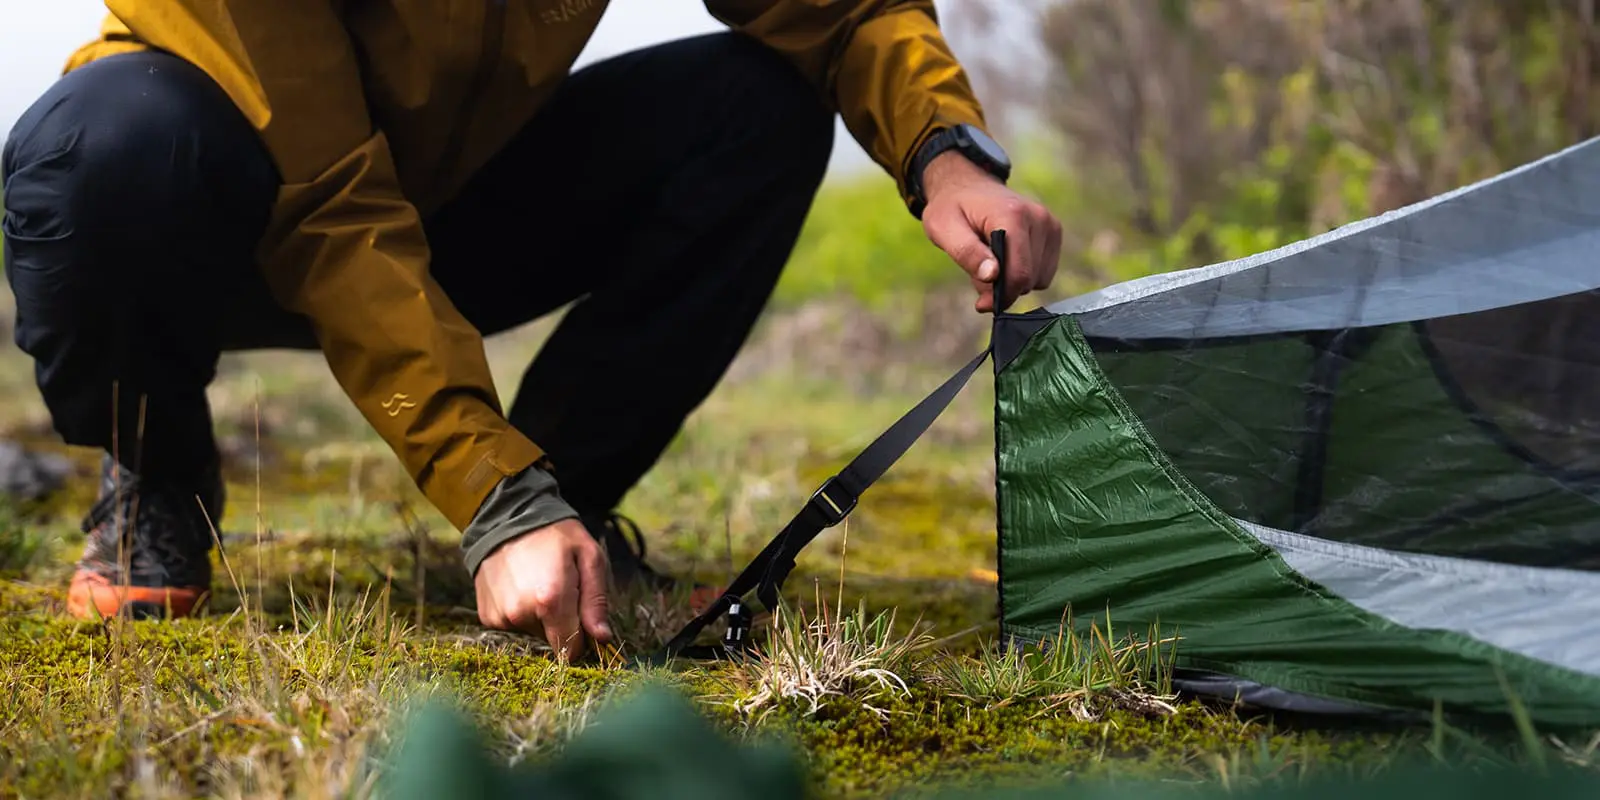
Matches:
[906,123,1013,218]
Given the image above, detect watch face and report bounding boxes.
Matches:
[964,125,1012,171]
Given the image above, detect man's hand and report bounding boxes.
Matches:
[474,518,614,662]
[921,151,1063,313]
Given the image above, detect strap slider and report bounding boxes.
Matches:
[722,600,754,654]
[807,475,859,527]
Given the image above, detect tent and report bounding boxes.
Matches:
[665,137,1600,728]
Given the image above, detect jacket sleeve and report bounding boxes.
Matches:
[103,0,545,533]
[703,0,990,209]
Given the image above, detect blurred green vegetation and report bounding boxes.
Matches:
[772,173,947,311]
[781,0,1600,312]
[1022,0,1600,275]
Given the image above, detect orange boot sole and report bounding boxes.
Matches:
[688,584,723,615]
[66,569,209,620]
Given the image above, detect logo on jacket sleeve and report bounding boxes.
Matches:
[540,0,598,24]
[382,393,418,417]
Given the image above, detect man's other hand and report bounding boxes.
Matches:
[474,518,614,662]
[921,151,1063,313]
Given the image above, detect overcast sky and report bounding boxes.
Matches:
[0,0,900,174]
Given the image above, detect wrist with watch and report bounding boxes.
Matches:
[906,123,1013,219]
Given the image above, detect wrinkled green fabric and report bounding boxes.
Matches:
[995,317,1600,727]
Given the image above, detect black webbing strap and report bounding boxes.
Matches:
[646,229,1013,665]
[654,346,993,662]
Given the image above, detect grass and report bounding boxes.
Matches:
[725,592,932,722]
[1,582,419,798]
[0,286,1593,797]
[932,614,1180,719]
[0,496,54,578]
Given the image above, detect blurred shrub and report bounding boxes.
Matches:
[950,0,1600,283]
[773,173,952,312]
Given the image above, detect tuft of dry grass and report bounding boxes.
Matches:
[932,611,1180,720]
[497,692,603,768]
[722,584,935,722]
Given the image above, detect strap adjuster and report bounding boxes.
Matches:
[650,348,992,666]
[807,475,858,527]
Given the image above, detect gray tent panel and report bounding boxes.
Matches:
[1240,521,1600,678]
[1048,136,1600,340]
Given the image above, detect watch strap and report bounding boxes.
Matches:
[908,127,959,218]
[907,124,1010,219]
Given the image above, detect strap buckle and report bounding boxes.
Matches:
[722,600,754,655]
[807,475,858,528]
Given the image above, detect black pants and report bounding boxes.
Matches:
[2,32,835,515]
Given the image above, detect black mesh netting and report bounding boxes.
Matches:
[1088,290,1600,569]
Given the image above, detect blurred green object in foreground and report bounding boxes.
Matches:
[381,684,809,800]
[382,683,1600,800]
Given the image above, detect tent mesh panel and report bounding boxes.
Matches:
[1086,290,1600,569]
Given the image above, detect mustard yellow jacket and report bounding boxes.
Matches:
[65,1,988,533]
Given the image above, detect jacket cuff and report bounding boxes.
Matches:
[460,462,580,578]
[896,111,991,216]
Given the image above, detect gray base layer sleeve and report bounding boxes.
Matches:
[460,463,580,577]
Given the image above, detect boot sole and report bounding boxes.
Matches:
[67,570,209,620]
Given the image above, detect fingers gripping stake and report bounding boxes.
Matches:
[990,229,1010,312]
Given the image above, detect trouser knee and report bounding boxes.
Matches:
[3,51,278,273]
[2,51,278,478]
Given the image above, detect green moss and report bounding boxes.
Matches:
[677,685,1413,798]
[0,568,1568,799]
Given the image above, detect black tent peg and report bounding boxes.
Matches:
[990,228,1008,312]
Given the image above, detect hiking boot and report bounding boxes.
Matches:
[582,512,722,611]
[582,512,675,591]
[66,457,222,620]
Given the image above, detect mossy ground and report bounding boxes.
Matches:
[0,295,1585,798]
[0,575,1435,799]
